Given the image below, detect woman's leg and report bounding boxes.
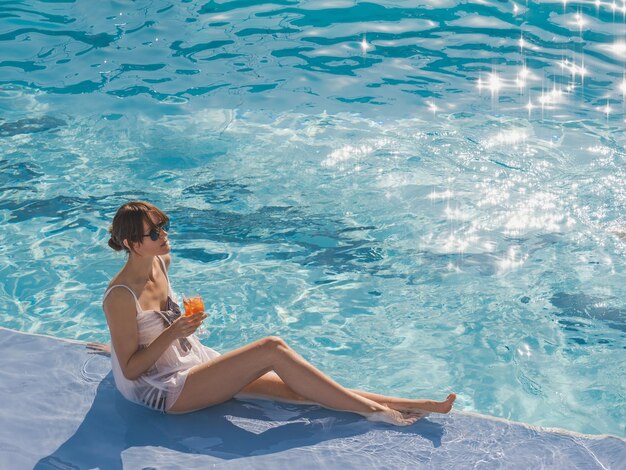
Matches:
[236,371,315,404]
[237,372,456,414]
[169,336,418,425]
[348,390,456,413]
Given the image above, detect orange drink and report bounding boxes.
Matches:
[183,295,204,316]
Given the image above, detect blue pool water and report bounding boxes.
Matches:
[0,0,624,438]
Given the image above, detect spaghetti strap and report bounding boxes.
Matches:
[103,284,142,313]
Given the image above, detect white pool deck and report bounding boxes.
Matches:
[1,327,624,469]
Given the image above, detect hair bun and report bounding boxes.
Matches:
[108,237,124,251]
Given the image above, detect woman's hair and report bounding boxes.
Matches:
[108,201,169,253]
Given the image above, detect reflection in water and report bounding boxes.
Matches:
[0,116,65,136]
[551,292,626,333]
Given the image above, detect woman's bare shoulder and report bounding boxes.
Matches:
[103,282,137,315]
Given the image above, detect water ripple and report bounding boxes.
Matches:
[0,1,625,438]
[0,1,624,117]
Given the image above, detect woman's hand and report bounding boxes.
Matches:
[168,312,207,339]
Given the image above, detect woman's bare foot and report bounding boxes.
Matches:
[366,408,421,426]
[433,393,456,413]
[391,393,457,415]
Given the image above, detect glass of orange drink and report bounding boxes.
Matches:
[183,294,204,316]
[183,294,205,337]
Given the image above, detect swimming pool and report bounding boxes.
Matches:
[0,0,624,438]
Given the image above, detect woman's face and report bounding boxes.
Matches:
[128,213,170,257]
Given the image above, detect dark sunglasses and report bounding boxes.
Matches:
[143,221,170,241]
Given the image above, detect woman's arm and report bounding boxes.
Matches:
[104,288,204,380]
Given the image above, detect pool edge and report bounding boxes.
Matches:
[1,325,624,443]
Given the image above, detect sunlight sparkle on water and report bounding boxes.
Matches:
[483,129,528,148]
[610,41,626,57]
[360,36,371,53]
[560,59,586,80]
[497,246,528,272]
[516,66,530,91]
[442,233,477,254]
[573,12,587,31]
[444,206,473,221]
[539,86,565,108]
[488,73,502,93]
[322,143,374,167]
[503,191,566,236]
[466,4,626,120]
[516,343,532,358]
[478,73,502,95]
[428,189,454,200]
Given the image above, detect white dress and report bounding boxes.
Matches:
[102,257,220,412]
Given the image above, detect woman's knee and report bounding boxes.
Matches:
[259,335,289,352]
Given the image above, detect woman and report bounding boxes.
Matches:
[103,201,456,425]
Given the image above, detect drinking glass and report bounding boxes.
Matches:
[183,294,204,316]
[183,294,206,337]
